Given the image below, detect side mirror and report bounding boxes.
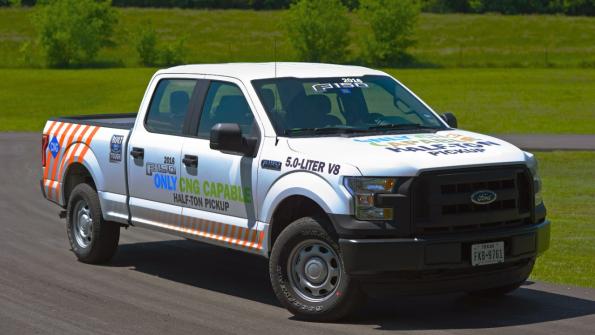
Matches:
[440,112,458,128]
[210,123,256,156]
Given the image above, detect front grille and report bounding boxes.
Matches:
[411,165,533,236]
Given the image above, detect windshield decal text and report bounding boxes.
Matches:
[353,133,501,156]
[312,78,369,93]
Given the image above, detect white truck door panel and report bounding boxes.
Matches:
[180,139,256,219]
[128,132,183,225]
[179,79,262,251]
[127,79,199,226]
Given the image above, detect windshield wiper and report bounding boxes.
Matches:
[284,127,368,136]
[367,123,441,131]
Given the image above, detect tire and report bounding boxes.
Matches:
[468,279,526,297]
[66,183,120,264]
[269,217,365,322]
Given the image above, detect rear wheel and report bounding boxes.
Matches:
[269,217,364,321]
[66,183,120,264]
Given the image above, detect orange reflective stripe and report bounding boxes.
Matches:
[162,214,263,252]
[256,231,265,250]
[191,218,198,235]
[77,126,100,163]
[246,230,257,249]
[211,222,219,239]
[50,123,74,181]
[51,181,60,202]
[213,222,222,240]
[238,227,248,247]
[44,122,65,180]
[179,214,185,233]
[42,121,58,181]
[228,225,237,244]
[52,124,84,202]
[243,230,254,249]
[221,224,229,241]
[184,216,190,233]
[48,122,74,201]
[66,125,91,166]
[43,120,55,134]
[56,123,81,183]
[198,220,207,237]
[206,221,214,238]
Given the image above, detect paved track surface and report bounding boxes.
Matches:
[1,133,594,335]
[493,134,595,151]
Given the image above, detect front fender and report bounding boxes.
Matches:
[259,171,352,224]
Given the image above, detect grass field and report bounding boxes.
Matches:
[0,68,155,130]
[1,8,595,68]
[389,68,595,134]
[1,68,594,134]
[531,152,595,288]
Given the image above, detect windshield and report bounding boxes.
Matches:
[252,75,446,137]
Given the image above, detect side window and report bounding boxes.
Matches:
[145,79,197,135]
[197,81,255,138]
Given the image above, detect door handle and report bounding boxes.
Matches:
[182,155,198,167]
[130,147,144,159]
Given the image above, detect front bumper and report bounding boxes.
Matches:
[339,220,550,293]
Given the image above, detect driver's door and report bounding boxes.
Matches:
[178,79,263,252]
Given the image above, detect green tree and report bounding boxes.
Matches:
[160,36,187,66]
[134,20,187,67]
[35,0,118,67]
[359,0,420,66]
[135,20,159,66]
[285,0,351,63]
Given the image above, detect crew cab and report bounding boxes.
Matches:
[41,63,550,321]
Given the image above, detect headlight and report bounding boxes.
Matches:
[527,154,544,206]
[343,177,396,220]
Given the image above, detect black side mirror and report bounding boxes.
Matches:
[440,112,458,128]
[210,123,256,156]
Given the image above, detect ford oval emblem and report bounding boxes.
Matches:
[471,190,497,205]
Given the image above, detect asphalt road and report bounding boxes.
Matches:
[1,132,594,335]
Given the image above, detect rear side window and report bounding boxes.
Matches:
[196,81,255,138]
[146,79,197,135]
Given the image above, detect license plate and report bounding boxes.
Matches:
[471,241,505,266]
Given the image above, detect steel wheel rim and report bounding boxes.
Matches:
[73,200,93,248]
[287,239,342,302]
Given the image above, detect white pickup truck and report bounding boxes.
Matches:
[41,62,550,321]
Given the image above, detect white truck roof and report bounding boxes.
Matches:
[161,62,387,81]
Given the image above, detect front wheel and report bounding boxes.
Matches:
[269,217,364,321]
[66,183,120,264]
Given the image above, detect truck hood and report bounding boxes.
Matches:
[286,130,528,176]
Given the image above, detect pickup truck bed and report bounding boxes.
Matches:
[49,113,137,130]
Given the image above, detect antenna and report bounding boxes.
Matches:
[274,40,277,78]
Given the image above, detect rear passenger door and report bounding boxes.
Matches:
[128,78,201,228]
[178,78,263,251]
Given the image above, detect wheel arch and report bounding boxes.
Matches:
[60,145,103,206]
[260,172,351,253]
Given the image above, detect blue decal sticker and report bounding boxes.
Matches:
[49,136,60,158]
[109,135,124,162]
[261,159,282,171]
